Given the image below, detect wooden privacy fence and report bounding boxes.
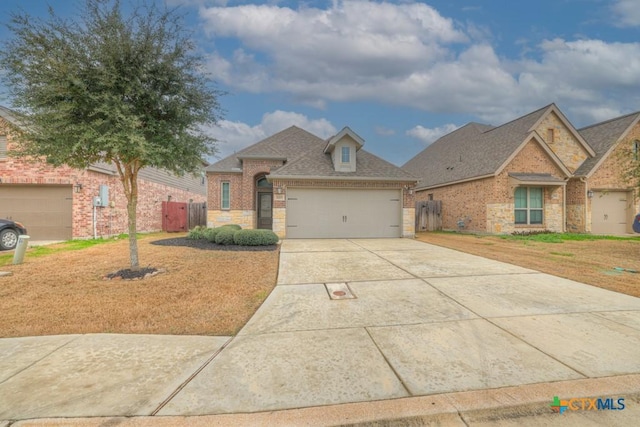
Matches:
[415,200,442,231]
[162,201,207,232]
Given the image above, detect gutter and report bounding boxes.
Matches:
[267,174,417,183]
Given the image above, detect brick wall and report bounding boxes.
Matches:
[416,177,492,232]
[535,111,589,172]
[566,178,586,232]
[0,120,206,238]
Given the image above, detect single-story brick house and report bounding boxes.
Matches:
[0,106,207,241]
[403,104,640,235]
[207,126,417,238]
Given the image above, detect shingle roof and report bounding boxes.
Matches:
[576,111,640,176]
[206,126,326,172]
[207,125,416,182]
[269,147,417,181]
[403,105,553,189]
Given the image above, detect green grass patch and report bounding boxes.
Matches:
[499,232,639,243]
[0,233,154,267]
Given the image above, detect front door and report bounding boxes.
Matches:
[257,192,273,229]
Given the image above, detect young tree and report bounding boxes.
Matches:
[1,0,221,269]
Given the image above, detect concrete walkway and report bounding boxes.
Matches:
[2,238,640,425]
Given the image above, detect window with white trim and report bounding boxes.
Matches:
[221,182,230,210]
[0,135,6,159]
[515,187,543,225]
[341,146,350,163]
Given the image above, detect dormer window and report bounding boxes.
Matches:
[324,126,364,173]
[341,146,350,163]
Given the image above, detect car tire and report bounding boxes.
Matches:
[0,228,19,250]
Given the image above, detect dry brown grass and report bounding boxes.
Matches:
[0,233,279,338]
[416,232,640,298]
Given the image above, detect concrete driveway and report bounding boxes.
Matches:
[159,238,640,415]
[2,238,640,423]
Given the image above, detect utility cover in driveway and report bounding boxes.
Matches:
[286,188,401,238]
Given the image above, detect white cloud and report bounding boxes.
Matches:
[612,0,640,27]
[200,1,640,127]
[406,124,459,145]
[204,111,336,159]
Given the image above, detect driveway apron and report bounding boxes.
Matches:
[159,238,640,415]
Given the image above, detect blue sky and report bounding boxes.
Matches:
[0,0,639,166]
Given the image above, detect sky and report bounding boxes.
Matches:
[0,0,639,166]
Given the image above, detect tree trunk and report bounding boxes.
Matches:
[117,159,141,270]
[127,181,139,270]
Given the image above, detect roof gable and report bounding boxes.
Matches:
[403,104,594,190]
[323,126,364,154]
[576,111,640,177]
[206,126,325,173]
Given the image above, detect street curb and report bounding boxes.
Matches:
[8,374,640,426]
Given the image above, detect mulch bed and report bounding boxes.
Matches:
[150,237,278,251]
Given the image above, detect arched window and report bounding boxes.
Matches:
[256,177,272,188]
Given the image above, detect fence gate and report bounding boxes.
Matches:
[415,200,442,231]
[162,201,207,232]
[187,202,207,230]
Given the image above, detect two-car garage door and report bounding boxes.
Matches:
[0,185,73,240]
[286,188,401,238]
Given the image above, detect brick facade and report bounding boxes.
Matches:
[0,119,206,238]
[415,138,567,233]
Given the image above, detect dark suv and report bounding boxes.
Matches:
[0,219,28,250]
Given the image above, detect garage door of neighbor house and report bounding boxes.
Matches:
[591,190,630,235]
[286,188,401,238]
[0,185,73,240]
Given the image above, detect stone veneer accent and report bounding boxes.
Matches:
[486,201,562,234]
[272,207,286,238]
[535,111,589,173]
[207,210,254,229]
[402,207,415,238]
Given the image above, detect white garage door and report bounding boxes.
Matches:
[286,188,401,238]
[591,190,630,235]
[0,185,73,240]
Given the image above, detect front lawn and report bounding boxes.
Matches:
[0,233,279,338]
[416,232,640,298]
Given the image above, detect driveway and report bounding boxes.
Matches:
[2,238,640,422]
[159,239,640,415]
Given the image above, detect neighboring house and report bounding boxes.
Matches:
[207,126,417,238]
[569,111,640,234]
[403,103,640,235]
[0,106,207,241]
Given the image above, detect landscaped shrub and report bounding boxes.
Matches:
[221,224,242,231]
[202,227,219,242]
[233,229,279,246]
[214,227,236,245]
[186,225,207,240]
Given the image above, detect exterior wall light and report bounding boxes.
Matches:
[74,183,83,193]
[587,190,594,199]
